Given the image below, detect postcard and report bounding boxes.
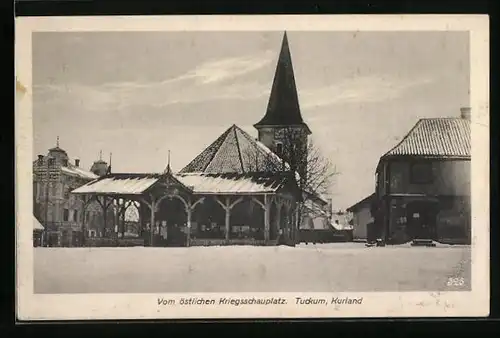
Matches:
[15,14,490,320]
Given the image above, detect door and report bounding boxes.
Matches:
[61,230,71,247]
[406,201,438,240]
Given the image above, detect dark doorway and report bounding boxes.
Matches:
[406,201,438,240]
[47,232,59,247]
[156,197,187,247]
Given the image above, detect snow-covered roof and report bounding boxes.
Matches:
[33,216,44,231]
[71,171,293,196]
[177,172,289,194]
[61,165,99,180]
[71,174,159,195]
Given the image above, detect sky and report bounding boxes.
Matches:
[32,31,469,210]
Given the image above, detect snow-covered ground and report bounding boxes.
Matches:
[34,243,471,293]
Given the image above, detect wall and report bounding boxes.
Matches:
[386,195,470,244]
[257,128,275,150]
[388,159,470,196]
[257,126,309,177]
[352,205,372,240]
[435,195,471,244]
[33,158,105,246]
[375,158,471,244]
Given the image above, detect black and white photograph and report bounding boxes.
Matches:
[15,15,490,320]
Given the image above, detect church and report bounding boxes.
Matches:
[71,32,331,247]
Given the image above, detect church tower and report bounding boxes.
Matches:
[254,31,311,181]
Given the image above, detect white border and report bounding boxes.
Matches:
[15,15,490,320]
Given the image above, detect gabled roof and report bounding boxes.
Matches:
[382,118,471,159]
[71,173,162,195]
[254,32,311,134]
[180,124,290,174]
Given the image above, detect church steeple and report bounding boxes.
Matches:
[254,31,311,134]
[253,32,311,180]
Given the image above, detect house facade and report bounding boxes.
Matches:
[71,32,331,247]
[33,142,108,246]
[373,108,471,245]
[346,193,374,241]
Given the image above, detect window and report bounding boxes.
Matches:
[276,142,283,156]
[440,197,454,210]
[410,161,433,184]
[63,209,69,221]
[48,158,55,166]
[74,210,79,222]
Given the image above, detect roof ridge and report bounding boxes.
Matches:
[179,126,234,173]
[233,125,246,173]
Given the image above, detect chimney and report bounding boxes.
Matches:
[75,159,80,167]
[460,107,471,120]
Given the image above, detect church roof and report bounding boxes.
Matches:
[254,32,311,134]
[179,124,290,174]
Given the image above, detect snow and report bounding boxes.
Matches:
[61,166,98,180]
[177,173,283,194]
[72,177,158,195]
[34,243,471,294]
[33,216,44,231]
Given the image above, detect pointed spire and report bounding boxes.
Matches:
[56,136,60,148]
[106,152,112,174]
[164,150,172,174]
[99,150,103,161]
[254,31,311,134]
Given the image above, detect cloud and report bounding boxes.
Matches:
[33,50,275,112]
[299,75,435,110]
[178,51,275,85]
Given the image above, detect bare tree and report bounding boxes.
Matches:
[241,126,338,227]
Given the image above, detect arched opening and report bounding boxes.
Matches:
[122,201,140,238]
[230,197,265,240]
[155,196,188,247]
[191,197,226,240]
